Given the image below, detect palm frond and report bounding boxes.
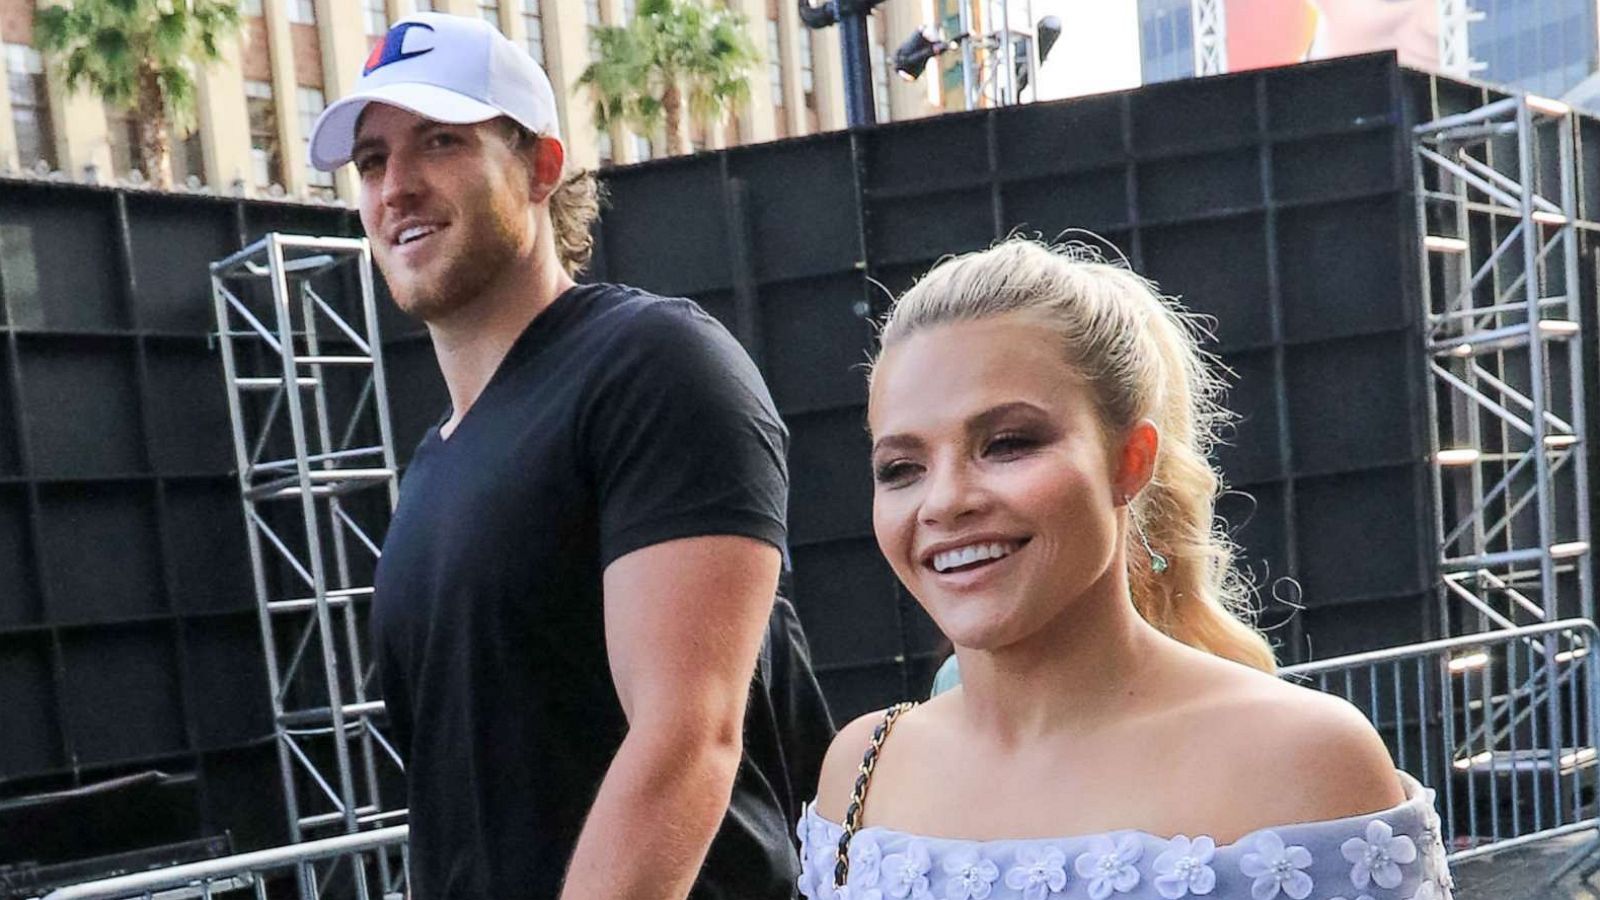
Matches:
[31,0,240,184]
[578,0,757,156]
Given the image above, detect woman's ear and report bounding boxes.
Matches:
[528,136,565,203]
[1114,419,1160,504]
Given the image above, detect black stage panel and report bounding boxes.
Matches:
[5,51,1593,873]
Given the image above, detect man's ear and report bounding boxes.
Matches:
[1114,419,1160,504]
[528,136,565,203]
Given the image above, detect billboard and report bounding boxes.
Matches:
[1225,0,1440,71]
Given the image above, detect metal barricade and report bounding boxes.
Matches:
[38,619,1600,895]
[33,827,408,900]
[1281,618,1600,862]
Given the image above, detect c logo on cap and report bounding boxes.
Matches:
[364,21,436,75]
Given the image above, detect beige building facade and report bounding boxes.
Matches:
[0,0,956,203]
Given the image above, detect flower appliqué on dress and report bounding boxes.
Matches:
[881,842,935,900]
[1074,834,1143,899]
[1340,819,1417,890]
[1409,881,1445,900]
[1152,835,1217,898]
[940,847,1000,900]
[1239,830,1314,900]
[1003,846,1069,900]
[850,834,884,888]
[1417,825,1454,890]
[797,814,826,898]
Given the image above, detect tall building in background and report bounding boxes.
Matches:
[1136,0,1600,103]
[1470,0,1596,98]
[1137,0,1196,84]
[0,0,949,203]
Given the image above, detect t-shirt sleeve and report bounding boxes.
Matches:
[582,298,789,568]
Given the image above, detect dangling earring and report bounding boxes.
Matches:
[1125,494,1169,574]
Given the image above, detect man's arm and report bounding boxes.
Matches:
[558,533,781,900]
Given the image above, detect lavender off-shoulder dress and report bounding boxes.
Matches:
[796,772,1454,900]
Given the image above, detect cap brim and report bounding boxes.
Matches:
[308,82,505,171]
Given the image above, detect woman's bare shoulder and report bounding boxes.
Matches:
[813,708,897,823]
[1176,666,1406,825]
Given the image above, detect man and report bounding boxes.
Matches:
[307,13,829,899]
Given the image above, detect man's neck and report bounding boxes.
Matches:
[427,254,576,440]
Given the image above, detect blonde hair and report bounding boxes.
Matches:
[496,119,606,276]
[547,167,604,277]
[873,237,1276,673]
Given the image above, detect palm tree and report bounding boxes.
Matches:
[577,0,758,157]
[34,0,241,188]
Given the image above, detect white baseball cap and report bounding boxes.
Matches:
[308,12,561,172]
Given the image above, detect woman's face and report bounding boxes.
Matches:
[868,315,1128,652]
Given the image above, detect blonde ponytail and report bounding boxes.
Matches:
[1127,298,1275,671]
[876,237,1277,673]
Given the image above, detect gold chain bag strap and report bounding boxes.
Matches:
[833,701,916,890]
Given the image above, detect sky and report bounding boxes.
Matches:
[1028,0,1144,101]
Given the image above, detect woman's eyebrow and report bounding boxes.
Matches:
[967,401,1050,431]
[871,401,1052,454]
[870,433,922,456]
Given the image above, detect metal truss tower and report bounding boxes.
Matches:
[210,234,406,899]
[1416,94,1600,860]
[1436,0,1484,79]
[1415,94,1593,634]
[1190,0,1226,76]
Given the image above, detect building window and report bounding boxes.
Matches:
[105,106,142,177]
[241,0,263,15]
[171,127,205,186]
[6,44,55,171]
[766,20,784,98]
[633,133,652,161]
[365,0,388,36]
[298,86,334,193]
[597,130,613,166]
[622,0,636,22]
[521,0,544,65]
[868,15,889,122]
[585,0,602,28]
[288,0,315,24]
[414,0,436,9]
[798,25,815,97]
[245,80,283,189]
[479,0,501,29]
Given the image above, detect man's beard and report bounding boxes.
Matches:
[386,225,521,323]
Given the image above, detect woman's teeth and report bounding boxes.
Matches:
[932,541,1020,573]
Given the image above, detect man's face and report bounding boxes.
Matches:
[352,105,536,322]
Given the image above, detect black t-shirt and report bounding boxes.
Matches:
[373,283,801,899]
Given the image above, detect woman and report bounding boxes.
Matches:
[797,239,1452,900]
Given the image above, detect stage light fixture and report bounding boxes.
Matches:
[1436,448,1482,466]
[1555,645,1591,663]
[1527,95,1572,118]
[1013,16,1062,94]
[1424,234,1468,253]
[1551,541,1590,559]
[894,26,948,82]
[1036,16,1060,64]
[1561,748,1597,772]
